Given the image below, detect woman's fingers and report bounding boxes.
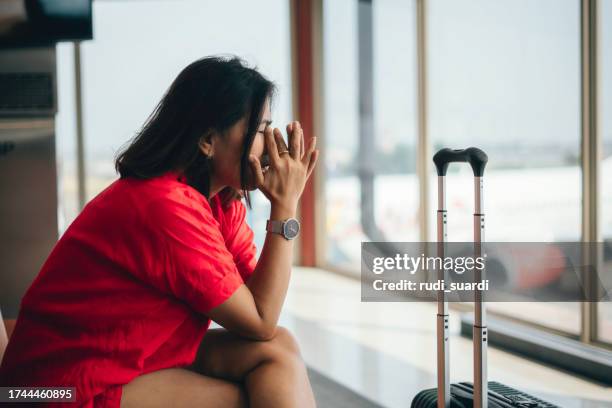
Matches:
[264,126,281,165]
[273,128,288,155]
[286,122,293,147]
[302,135,317,167]
[286,121,305,159]
[289,121,301,160]
[306,149,319,180]
[299,125,305,159]
[248,155,265,187]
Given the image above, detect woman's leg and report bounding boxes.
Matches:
[120,367,247,408]
[188,326,316,408]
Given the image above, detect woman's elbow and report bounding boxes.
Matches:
[242,322,278,341]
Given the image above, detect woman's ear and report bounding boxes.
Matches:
[198,130,215,157]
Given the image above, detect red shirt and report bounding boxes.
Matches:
[0,171,257,407]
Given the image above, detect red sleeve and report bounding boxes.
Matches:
[222,199,258,283]
[141,194,245,315]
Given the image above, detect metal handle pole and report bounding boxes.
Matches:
[437,175,450,408]
[473,176,487,408]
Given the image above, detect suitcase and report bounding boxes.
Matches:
[411,148,559,408]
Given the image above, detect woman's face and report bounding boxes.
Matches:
[205,99,272,194]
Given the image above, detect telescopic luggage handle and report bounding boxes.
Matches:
[433,147,488,177]
[434,147,489,408]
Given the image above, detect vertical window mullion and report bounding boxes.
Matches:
[416,0,429,243]
[580,0,601,344]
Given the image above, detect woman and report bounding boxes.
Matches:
[0,56,319,407]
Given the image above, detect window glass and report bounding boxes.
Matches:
[56,0,293,252]
[56,43,78,234]
[324,0,419,273]
[598,0,612,344]
[428,0,581,334]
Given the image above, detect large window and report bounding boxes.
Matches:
[323,0,419,273]
[56,0,293,253]
[322,0,606,340]
[427,0,582,335]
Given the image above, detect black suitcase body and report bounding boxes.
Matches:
[412,382,560,408]
[411,148,559,408]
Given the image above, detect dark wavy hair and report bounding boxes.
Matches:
[114,55,276,209]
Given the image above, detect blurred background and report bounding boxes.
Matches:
[1,0,611,406]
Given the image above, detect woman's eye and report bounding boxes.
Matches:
[261,153,270,167]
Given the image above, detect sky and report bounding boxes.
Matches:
[323,0,611,169]
[56,0,293,169]
[55,0,611,171]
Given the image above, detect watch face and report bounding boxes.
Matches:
[283,218,300,239]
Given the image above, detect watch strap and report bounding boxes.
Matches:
[266,219,284,234]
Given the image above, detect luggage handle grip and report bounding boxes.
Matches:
[433,147,488,177]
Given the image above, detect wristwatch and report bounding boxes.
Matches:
[266,218,301,240]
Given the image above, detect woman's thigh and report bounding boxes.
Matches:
[188,326,303,381]
[120,367,247,408]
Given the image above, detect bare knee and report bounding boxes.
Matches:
[268,326,302,357]
[256,326,307,375]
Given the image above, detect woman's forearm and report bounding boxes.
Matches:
[245,202,297,336]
